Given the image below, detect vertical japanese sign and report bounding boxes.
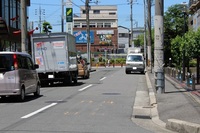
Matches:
[66,8,73,22]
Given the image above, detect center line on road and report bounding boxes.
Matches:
[100,77,106,81]
[21,103,57,119]
[79,84,93,91]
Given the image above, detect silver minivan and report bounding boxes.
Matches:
[0,52,40,101]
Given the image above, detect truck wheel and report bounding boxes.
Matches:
[65,75,72,85]
[86,71,90,79]
[73,74,78,84]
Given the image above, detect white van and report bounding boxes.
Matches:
[125,52,145,74]
[0,52,40,101]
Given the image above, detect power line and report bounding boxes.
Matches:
[31,3,60,6]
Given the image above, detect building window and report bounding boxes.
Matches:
[119,33,129,38]
[93,10,100,14]
[97,23,103,28]
[74,23,80,28]
[82,10,86,14]
[90,23,95,27]
[82,23,87,28]
[109,12,116,15]
[104,23,111,28]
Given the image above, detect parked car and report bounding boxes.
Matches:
[0,52,40,101]
[77,57,90,79]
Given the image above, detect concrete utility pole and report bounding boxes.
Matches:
[143,0,147,69]
[85,0,91,70]
[35,6,45,33]
[154,0,164,93]
[147,0,152,72]
[130,0,134,47]
[61,0,64,32]
[20,0,27,52]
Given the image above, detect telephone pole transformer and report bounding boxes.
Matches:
[154,0,165,93]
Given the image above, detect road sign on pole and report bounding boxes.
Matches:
[66,8,73,22]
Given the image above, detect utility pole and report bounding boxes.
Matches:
[61,0,64,32]
[147,0,152,72]
[20,0,27,52]
[154,0,164,93]
[85,0,91,70]
[130,0,134,47]
[35,6,45,33]
[143,0,147,69]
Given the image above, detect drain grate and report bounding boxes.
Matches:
[134,115,152,119]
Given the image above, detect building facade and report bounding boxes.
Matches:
[73,5,118,56]
[189,0,200,30]
[118,26,130,54]
[0,0,30,51]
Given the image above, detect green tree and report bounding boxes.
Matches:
[42,21,52,33]
[134,34,144,47]
[171,35,182,68]
[164,4,188,66]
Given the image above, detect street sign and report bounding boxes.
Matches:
[66,8,73,22]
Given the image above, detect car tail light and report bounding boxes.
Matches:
[13,54,18,69]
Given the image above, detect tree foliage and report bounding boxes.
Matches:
[171,29,200,68]
[164,4,188,66]
[42,21,52,33]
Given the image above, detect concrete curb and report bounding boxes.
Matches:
[166,119,200,133]
[145,72,166,128]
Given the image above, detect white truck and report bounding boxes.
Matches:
[125,47,145,74]
[31,32,78,86]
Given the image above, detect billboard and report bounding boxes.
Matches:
[73,31,94,44]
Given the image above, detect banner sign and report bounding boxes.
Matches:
[96,30,114,35]
[73,31,94,44]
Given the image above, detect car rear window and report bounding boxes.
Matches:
[0,54,14,72]
[127,55,143,62]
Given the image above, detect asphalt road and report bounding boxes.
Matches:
[0,67,174,133]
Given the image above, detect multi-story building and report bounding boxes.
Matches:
[73,5,118,56]
[118,26,130,54]
[0,0,30,51]
[118,26,144,54]
[189,0,200,30]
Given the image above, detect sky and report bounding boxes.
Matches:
[28,0,189,32]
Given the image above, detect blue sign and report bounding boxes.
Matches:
[74,31,94,44]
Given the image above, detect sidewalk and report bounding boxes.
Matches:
[147,70,200,133]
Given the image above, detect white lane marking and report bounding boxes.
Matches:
[79,84,93,91]
[100,77,106,81]
[21,103,57,119]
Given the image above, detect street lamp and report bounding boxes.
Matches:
[182,2,188,81]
